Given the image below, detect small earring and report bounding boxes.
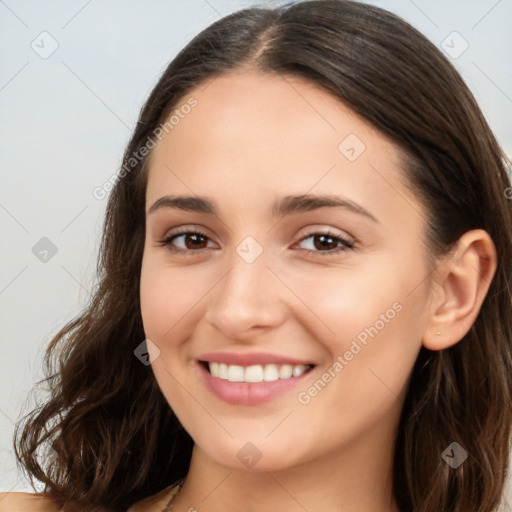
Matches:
[436,330,441,336]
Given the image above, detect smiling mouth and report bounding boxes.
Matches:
[199,361,315,383]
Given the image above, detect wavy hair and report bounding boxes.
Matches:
[14,1,512,511]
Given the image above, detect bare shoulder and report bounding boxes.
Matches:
[0,492,60,511]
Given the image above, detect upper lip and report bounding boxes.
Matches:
[198,351,315,367]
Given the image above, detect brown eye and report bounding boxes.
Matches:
[313,234,340,251]
[297,231,354,256]
[177,233,208,250]
[160,230,215,254]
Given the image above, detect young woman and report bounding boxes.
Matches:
[2,1,511,511]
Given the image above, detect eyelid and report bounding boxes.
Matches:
[293,225,355,246]
[161,225,212,240]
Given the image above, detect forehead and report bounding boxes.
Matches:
[153,68,391,163]
[146,69,418,226]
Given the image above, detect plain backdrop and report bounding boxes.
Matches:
[1,0,511,505]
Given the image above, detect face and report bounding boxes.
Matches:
[140,68,433,473]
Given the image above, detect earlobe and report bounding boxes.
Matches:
[423,229,497,351]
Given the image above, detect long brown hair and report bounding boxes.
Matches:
[14,1,512,511]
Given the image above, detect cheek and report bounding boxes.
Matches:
[285,252,428,411]
[282,251,429,352]
[139,254,211,340]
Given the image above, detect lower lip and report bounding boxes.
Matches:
[198,362,314,405]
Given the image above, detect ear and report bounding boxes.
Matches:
[423,229,497,351]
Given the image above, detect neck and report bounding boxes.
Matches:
[171,411,402,512]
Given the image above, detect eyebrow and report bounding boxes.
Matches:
[148,194,378,223]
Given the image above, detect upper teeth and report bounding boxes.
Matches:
[208,362,310,383]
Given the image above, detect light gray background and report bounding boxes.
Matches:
[1,0,511,505]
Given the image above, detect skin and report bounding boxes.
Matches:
[136,68,496,512]
[1,69,496,512]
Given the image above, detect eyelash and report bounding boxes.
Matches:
[158,228,355,257]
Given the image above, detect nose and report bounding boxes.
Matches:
[204,246,288,341]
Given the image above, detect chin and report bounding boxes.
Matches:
[194,437,302,473]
